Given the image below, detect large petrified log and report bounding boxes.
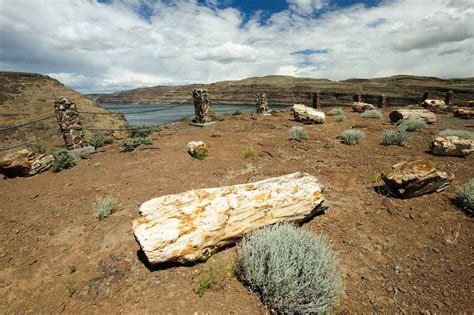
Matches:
[430,136,474,157]
[292,104,325,124]
[381,160,454,199]
[352,102,376,113]
[0,148,54,178]
[133,172,325,264]
[421,99,446,111]
[389,109,436,124]
[453,108,474,119]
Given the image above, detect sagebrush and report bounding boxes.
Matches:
[329,108,344,116]
[335,114,346,122]
[361,109,382,119]
[88,133,112,148]
[289,126,309,141]
[243,147,256,158]
[340,129,365,145]
[438,129,474,139]
[129,125,157,138]
[456,179,474,216]
[397,119,426,132]
[120,137,152,152]
[30,142,47,154]
[51,149,76,172]
[95,196,118,220]
[382,130,407,146]
[237,224,342,313]
[192,147,208,160]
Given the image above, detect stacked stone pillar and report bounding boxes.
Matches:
[192,89,211,124]
[311,92,321,109]
[352,93,362,103]
[377,94,386,108]
[54,97,84,149]
[255,93,269,114]
[445,90,453,105]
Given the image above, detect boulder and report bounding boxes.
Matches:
[0,148,54,178]
[430,136,474,157]
[453,108,474,119]
[389,109,436,124]
[352,102,376,113]
[187,141,208,158]
[381,160,454,199]
[421,99,446,110]
[132,172,325,264]
[292,104,325,124]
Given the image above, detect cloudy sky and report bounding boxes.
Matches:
[0,0,473,93]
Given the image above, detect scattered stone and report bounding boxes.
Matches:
[453,108,474,119]
[421,99,446,110]
[0,148,54,178]
[389,109,436,124]
[430,136,474,157]
[133,172,325,264]
[68,145,95,159]
[292,104,325,124]
[381,159,454,198]
[352,102,376,113]
[187,141,208,159]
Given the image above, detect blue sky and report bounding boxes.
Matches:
[1,0,473,93]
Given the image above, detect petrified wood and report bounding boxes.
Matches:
[389,109,436,124]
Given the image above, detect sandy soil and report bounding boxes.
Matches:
[0,108,473,314]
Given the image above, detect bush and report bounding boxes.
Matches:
[438,129,474,140]
[193,147,208,160]
[289,126,309,141]
[120,137,152,152]
[129,125,157,138]
[329,108,344,116]
[232,109,242,116]
[30,142,47,154]
[88,133,112,148]
[95,196,118,220]
[243,147,256,158]
[382,130,407,146]
[51,149,76,172]
[456,179,474,216]
[361,109,382,119]
[340,129,365,145]
[396,119,426,132]
[237,224,342,313]
[335,114,346,122]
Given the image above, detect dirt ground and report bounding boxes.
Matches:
[0,108,473,314]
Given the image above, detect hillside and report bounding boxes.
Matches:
[0,72,127,150]
[94,75,474,106]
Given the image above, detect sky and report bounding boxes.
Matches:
[0,0,473,93]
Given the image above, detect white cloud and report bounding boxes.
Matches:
[0,0,473,93]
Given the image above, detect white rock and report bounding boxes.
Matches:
[292,104,325,124]
[430,136,474,157]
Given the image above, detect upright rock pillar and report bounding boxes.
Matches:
[54,97,84,149]
[445,90,453,105]
[192,89,211,124]
[352,93,362,103]
[422,91,430,102]
[311,92,321,109]
[255,93,269,114]
[378,94,386,108]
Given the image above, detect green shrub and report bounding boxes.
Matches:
[95,196,118,220]
[120,137,152,152]
[361,109,382,119]
[88,133,112,148]
[193,147,208,160]
[30,142,47,154]
[438,129,474,140]
[129,125,157,138]
[397,119,426,132]
[140,137,153,145]
[209,109,220,121]
[232,109,242,116]
[329,108,344,116]
[456,179,474,216]
[237,224,342,313]
[243,147,256,158]
[289,126,309,141]
[382,130,407,146]
[335,114,346,122]
[51,149,76,172]
[340,129,365,145]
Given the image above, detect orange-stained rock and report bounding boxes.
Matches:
[430,136,474,157]
[352,102,376,113]
[453,108,474,119]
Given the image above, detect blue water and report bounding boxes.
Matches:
[100,103,289,126]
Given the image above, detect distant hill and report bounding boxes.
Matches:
[0,72,127,150]
[93,75,474,106]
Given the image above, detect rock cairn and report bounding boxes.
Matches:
[255,93,269,114]
[54,97,84,149]
[311,92,321,109]
[378,94,386,108]
[192,89,211,124]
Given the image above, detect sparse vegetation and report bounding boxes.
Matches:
[324,143,335,149]
[120,137,152,152]
[340,129,365,145]
[289,126,309,141]
[456,179,474,216]
[243,147,256,158]
[329,107,344,116]
[335,114,346,122]
[88,133,112,148]
[129,125,157,138]
[237,224,342,313]
[95,196,118,220]
[195,263,235,297]
[193,147,208,160]
[232,109,243,116]
[397,119,426,132]
[179,115,191,122]
[438,129,474,140]
[68,266,77,274]
[51,149,76,172]
[382,130,407,146]
[30,142,47,154]
[361,109,382,119]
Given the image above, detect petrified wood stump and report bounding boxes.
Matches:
[311,91,321,109]
[445,91,453,105]
[255,93,269,114]
[192,89,211,123]
[133,172,325,264]
[377,94,386,108]
[389,109,436,124]
[381,160,454,199]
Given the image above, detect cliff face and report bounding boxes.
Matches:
[94,75,474,107]
[0,72,127,150]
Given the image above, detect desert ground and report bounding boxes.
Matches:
[0,107,472,313]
